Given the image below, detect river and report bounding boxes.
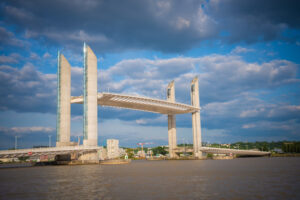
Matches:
[0,157,299,200]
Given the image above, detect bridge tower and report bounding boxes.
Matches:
[56,52,72,147]
[167,81,178,158]
[191,77,203,158]
[83,43,98,147]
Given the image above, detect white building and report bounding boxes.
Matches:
[119,148,126,157]
[107,139,119,159]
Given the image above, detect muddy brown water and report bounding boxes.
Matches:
[0,157,299,200]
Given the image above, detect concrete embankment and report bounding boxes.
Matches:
[212,156,234,160]
[100,159,131,165]
[0,162,34,169]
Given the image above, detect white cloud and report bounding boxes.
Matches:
[0,52,299,142]
[0,54,19,64]
[240,107,266,118]
[174,17,190,30]
[242,120,300,135]
[0,64,57,113]
[231,46,255,54]
[242,124,256,129]
[30,52,40,60]
[0,126,55,134]
[72,116,83,121]
[102,55,298,103]
[0,26,25,47]
[43,52,51,59]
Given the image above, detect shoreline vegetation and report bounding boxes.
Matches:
[270,153,300,157]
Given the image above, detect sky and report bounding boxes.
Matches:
[0,0,299,149]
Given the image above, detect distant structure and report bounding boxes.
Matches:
[56,43,203,160]
[136,150,146,158]
[107,139,119,159]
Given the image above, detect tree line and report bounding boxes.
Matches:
[281,142,300,153]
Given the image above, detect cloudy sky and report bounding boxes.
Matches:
[0,0,299,149]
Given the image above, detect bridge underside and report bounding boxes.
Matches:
[71,93,199,115]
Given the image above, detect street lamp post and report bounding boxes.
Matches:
[78,136,81,146]
[15,136,18,149]
[183,138,186,155]
[48,135,51,147]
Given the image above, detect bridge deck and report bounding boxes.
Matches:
[0,146,102,158]
[199,147,271,156]
[174,147,270,156]
[71,92,199,115]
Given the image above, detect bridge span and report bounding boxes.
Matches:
[174,147,270,156]
[199,147,270,156]
[0,146,102,159]
[0,146,270,159]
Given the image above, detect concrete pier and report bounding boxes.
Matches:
[167,81,177,158]
[56,52,71,147]
[191,77,202,158]
[83,43,98,147]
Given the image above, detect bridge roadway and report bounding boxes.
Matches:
[174,147,271,156]
[71,92,200,115]
[0,146,102,158]
[0,146,270,159]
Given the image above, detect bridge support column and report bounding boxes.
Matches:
[167,81,177,158]
[83,43,98,147]
[56,52,72,147]
[191,77,203,158]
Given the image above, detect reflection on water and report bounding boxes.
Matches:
[0,157,299,200]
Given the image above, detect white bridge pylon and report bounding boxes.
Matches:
[57,43,203,158]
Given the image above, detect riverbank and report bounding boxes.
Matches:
[100,159,131,165]
[1,154,299,169]
[271,153,300,157]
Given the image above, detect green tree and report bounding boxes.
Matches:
[152,146,167,155]
[125,148,134,158]
[18,156,29,162]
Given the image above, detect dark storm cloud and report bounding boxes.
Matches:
[0,64,57,113]
[207,0,300,43]
[0,26,24,47]
[2,0,298,52]
[0,64,91,114]
[209,0,300,28]
[1,0,213,52]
